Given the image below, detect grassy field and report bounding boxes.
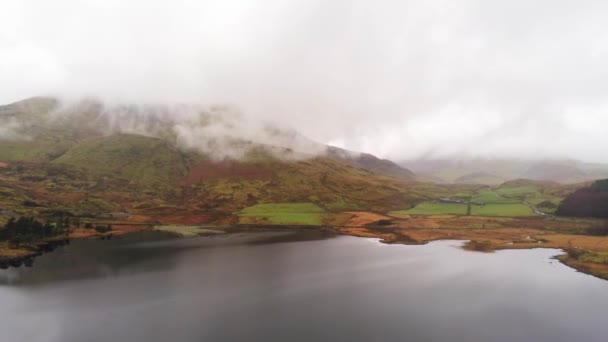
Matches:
[496,185,538,197]
[391,195,535,217]
[496,184,563,214]
[391,202,467,215]
[471,191,519,204]
[470,203,535,217]
[239,203,326,225]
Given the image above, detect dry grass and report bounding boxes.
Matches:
[559,256,608,280]
[332,212,608,279]
[344,211,391,226]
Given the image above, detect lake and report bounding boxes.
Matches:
[1,230,607,342]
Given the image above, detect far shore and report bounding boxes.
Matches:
[1,213,607,280]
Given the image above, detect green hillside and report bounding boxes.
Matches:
[0,97,467,221]
[53,134,188,184]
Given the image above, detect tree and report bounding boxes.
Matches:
[0,218,16,240]
[1,216,65,248]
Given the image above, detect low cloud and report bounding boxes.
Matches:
[0,117,29,141]
[50,99,326,160]
[2,0,608,162]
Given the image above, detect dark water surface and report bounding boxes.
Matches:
[1,230,607,342]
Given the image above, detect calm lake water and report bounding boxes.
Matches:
[1,230,607,342]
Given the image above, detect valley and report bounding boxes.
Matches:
[1,97,607,280]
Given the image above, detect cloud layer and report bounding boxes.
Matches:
[1,0,607,162]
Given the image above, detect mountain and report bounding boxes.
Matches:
[326,146,414,181]
[557,179,608,218]
[0,97,445,223]
[0,97,414,180]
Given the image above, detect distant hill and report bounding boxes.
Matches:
[454,172,504,185]
[400,158,607,185]
[326,147,414,181]
[557,179,608,218]
[520,163,588,183]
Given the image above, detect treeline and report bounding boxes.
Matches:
[0,217,67,247]
[557,179,608,218]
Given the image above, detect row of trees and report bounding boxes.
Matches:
[0,217,68,247]
[0,214,116,248]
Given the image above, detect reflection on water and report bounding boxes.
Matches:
[1,230,607,342]
[0,230,331,286]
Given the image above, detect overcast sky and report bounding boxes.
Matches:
[1,0,607,162]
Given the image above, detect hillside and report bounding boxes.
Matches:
[326,146,414,181]
[0,97,414,179]
[0,97,476,224]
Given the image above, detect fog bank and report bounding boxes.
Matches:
[2,0,608,162]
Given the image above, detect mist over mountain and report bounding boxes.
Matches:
[0,96,413,179]
[401,158,608,185]
[3,0,608,163]
[0,96,430,222]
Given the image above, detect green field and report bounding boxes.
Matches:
[470,203,534,217]
[391,202,467,215]
[391,197,536,217]
[239,203,326,225]
[496,186,538,197]
[471,191,519,204]
[497,185,562,214]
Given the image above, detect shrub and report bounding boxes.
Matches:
[94,225,112,233]
[566,248,587,259]
[536,200,557,209]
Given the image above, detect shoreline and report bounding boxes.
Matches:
[330,225,608,281]
[1,220,607,280]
